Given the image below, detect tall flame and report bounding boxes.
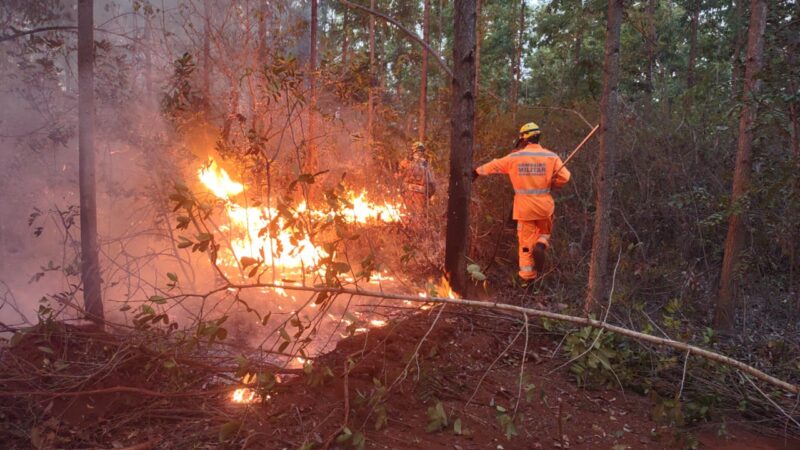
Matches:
[197,159,404,276]
[198,161,244,200]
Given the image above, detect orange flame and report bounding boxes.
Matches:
[197,159,405,277]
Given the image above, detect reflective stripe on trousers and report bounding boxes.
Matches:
[517,218,553,280]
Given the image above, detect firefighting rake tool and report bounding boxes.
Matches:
[555,123,599,176]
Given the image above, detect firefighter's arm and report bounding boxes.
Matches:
[551,159,571,190]
[475,156,510,177]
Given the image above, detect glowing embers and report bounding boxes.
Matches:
[230,372,260,404]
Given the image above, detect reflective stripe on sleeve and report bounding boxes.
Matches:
[509,151,557,158]
[519,266,533,272]
[514,188,551,195]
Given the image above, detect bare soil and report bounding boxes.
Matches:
[1,308,798,449]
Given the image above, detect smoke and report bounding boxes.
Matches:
[0,0,425,357]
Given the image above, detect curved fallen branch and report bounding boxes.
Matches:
[221,281,800,395]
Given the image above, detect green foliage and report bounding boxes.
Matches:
[425,400,448,433]
[564,327,629,388]
[494,405,517,440]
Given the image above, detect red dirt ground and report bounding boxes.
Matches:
[2,308,798,449]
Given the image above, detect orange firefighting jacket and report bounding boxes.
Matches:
[475,143,571,221]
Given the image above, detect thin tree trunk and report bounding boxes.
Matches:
[730,0,746,100]
[419,0,430,142]
[715,0,767,331]
[368,0,376,147]
[645,0,657,105]
[474,0,481,137]
[203,0,211,117]
[444,0,476,295]
[306,0,318,173]
[78,0,104,324]
[572,1,584,96]
[687,0,699,91]
[511,0,524,124]
[341,8,349,73]
[585,0,623,314]
[257,1,267,63]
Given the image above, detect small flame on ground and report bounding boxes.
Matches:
[231,373,259,404]
[369,319,387,327]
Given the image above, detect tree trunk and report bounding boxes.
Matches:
[419,0,430,142]
[715,0,767,331]
[645,0,657,105]
[257,0,267,63]
[203,0,211,117]
[341,8,349,73]
[474,0,481,135]
[687,0,699,91]
[730,0,746,100]
[572,1,584,96]
[78,0,104,324]
[306,0,318,174]
[510,0,524,125]
[444,0,476,296]
[585,0,623,314]
[368,0,376,147]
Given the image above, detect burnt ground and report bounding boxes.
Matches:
[1,306,798,449]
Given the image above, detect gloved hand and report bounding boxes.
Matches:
[471,169,479,181]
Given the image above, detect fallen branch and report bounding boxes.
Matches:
[219,281,800,395]
[0,385,231,398]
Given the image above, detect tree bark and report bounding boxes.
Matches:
[78,0,104,324]
[419,0,430,142]
[202,0,211,117]
[730,0,746,100]
[306,0,318,173]
[645,0,657,104]
[510,0,524,125]
[585,0,623,314]
[686,0,699,91]
[572,1,584,96]
[715,0,767,331]
[474,0,481,135]
[257,0,267,63]
[444,0,476,296]
[341,8,349,73]
[368,0,376,148]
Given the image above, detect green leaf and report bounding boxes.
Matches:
[336,427,352,443]
[219,420,242,442]
[38,346,54,354]
[119,305,131,312]
[149,295,167,305]
[454,418,462,435]
[466,264,481,273]
[167,272,178,282]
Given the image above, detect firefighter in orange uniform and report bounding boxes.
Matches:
[400,141,436,216]
[473,122,571,281]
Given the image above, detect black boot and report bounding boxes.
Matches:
[533,243,547,274]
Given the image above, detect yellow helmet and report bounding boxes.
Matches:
[412,141,425,152]
[519,122,541,140]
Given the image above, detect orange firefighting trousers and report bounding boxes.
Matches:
[517,218,552,280]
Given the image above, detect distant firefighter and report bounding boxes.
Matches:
[473,122,571,282]
[400,141,436,216]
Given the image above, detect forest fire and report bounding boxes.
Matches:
[197,160,404,277]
